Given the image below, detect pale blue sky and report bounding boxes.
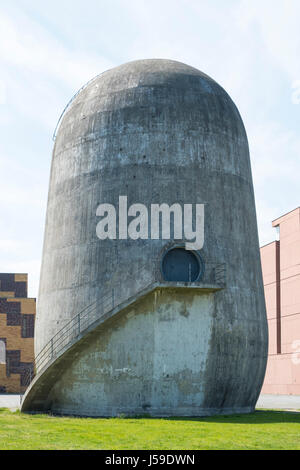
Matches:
[0,0,299,296]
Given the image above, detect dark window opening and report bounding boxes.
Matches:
[162,248,202,282]
[21,314,35,338]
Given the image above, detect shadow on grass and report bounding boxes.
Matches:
[119,410,300,424]
[13,409,300,425]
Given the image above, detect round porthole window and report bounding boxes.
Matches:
[161,247,203,282]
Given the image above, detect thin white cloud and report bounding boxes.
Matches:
[236,0,300,81]
[0,12,113,89]
[0,80,6,105]
[0,8,114,132]
[292,80,300,105]
[249,120,300,244]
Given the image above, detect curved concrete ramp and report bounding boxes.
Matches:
[22,283,223,415]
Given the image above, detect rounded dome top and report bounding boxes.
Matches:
[54,59,246,157]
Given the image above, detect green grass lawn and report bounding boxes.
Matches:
[0,408,299,450]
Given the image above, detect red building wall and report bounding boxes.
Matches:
[261,207,300,395]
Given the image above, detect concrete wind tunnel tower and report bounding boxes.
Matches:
[22,59,268,416]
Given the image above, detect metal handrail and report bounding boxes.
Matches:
[52,71,106,141]
[22,260,226,392]
[34,260,152,370]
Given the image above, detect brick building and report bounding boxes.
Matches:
[261,207,300,395]
[0,274,35,394]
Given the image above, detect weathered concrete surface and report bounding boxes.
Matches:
[21,284,223,413]
[47,289,256,416]
[23,288,259,416]
[27,59,268,416]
